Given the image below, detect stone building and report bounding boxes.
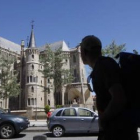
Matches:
[0,27,93,110]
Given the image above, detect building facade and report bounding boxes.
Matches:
[0,27,93,110]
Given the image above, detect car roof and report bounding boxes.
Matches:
[54,107,96,113]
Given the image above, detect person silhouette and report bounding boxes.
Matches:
[80,35,138,140]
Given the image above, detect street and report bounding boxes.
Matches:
[10,132,98,140]
[8,131,140,140]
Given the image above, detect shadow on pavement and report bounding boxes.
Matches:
[10,134,26,139]
[44,132,98,137]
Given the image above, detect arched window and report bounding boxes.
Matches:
[27,76,29,83]
[48,100,50,105]
[0,101,2,107]
[41,97,42,101]
[48,78,50,83]
[32,54,34,59]
[31,86,34,92]
[30,76,32,82]
[32,64,34,70]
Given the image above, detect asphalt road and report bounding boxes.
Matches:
[8,131,140,140]
[8,132,98,140]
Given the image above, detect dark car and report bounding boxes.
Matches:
[48,107,99,137]
[0,108,30,139]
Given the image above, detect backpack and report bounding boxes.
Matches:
[116,52,140,127]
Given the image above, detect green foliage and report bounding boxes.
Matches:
[133,50,139,55]
[44,105,50,114]
[102,40,126,59]
[39,44,74,104]
[39,45,54,79]
[56,105,63,108]
[0,54,20,99]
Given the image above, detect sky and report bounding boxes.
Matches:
[0,0,140,75]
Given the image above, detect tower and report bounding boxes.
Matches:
[25,25,44,109]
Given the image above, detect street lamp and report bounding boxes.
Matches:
[35,86,37,121]
[81,76,85,105]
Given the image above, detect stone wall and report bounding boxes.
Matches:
[11,107,46,120]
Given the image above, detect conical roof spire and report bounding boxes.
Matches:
[28,21,36,48]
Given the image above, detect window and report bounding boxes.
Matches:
[30,76,32,82]
[62,108,76,116]
[48,78,50,83]
[48,100,50,105]
[0,101,2,107]
[56,110,62,116]
[78,108,92,117]
[31,86,34,92]
[32,54,34,59]
[28,98,30,105]
[41,97,42,101]
[32,64,34,70]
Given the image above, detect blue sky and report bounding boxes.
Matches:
[0,0,140,75]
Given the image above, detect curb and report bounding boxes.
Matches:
[24,127,49,132]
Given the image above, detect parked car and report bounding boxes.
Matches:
[48,107,99,137]
[0,108,30,139]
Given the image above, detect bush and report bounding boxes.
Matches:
[56,105,63,108]
[44,105,50,114]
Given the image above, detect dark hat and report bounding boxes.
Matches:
[81,35,102,51]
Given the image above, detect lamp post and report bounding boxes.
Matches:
[35,86,37,121]
[81,76,85,105]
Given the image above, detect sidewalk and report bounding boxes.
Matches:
[29,120,47,127]
[24,120,48,132]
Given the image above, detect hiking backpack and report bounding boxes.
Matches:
[116,52,140,126]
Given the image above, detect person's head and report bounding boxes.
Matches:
[80,35,102,67]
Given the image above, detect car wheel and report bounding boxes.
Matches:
[0,124,15,139]
[52,126,64,137]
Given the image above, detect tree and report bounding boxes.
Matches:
[40,44,73,105]
[44,105,50,114]
[0,53,20,100]
[102,40,126,58]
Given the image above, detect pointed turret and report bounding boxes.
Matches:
[28,25,36,48]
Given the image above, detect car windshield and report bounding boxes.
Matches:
[0,108,6,114]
